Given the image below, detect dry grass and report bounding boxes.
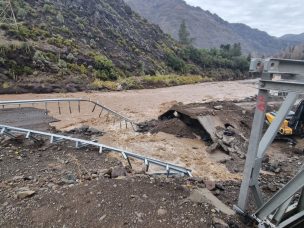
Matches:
[90,74,212,91]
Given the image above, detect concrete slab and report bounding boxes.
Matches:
[197,115,224,141]
[188,188,235,216]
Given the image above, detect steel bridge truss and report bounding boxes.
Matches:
[0,98,136,130]
[0,124,192,177]
[235,58,304,227]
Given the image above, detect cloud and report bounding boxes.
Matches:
[185,0,304,36]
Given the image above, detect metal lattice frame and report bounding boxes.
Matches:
[0,0,18,28]
[0,124,192,177]
[234,58,304,227]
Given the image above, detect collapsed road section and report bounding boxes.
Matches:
[0,98,136,130]
[139,100,253,161]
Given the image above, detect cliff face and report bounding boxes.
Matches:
[125,0,297,56]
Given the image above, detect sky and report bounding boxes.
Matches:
[185,0,304,37]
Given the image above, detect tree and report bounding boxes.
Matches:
[231,43,242,57]
[178,20,194,46]
[220,44,231,52]
[166,52,188,73]
[220,43,242,57]
[247,53,252,61]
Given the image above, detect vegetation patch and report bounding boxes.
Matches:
[4,24,49,41]
[47,35,76,48]
[90,75,211,91]
[141,74,210,87]
[90,52,120,81]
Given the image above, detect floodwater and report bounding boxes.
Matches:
[0,79,258,180]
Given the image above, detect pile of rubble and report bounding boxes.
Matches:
[140,101,252,157]
[206,126,247,159]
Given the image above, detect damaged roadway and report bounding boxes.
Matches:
[1,80,304,227]
[0,132,240,227]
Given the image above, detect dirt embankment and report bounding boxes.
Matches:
[0,136,242,228]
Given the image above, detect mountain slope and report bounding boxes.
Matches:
[1,0,180,75]
[0,0,185,92]
[0,0,251,93]
[125,0,295,55]
[280,33,304,43]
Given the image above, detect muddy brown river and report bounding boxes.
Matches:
[0,80,258,180]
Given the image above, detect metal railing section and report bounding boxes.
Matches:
[0,98,136,130]
[0,124,192,177]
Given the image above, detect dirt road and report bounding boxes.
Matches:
[0,80,258,180]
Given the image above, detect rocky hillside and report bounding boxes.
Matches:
[125,0,297,56]
[0,0,251,94]
[0,0,181,92]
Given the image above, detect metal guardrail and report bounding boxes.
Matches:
[0,124,192,177]
[0,98,136,130]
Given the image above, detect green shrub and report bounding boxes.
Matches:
[119,77,143,90]
[67,63,88,74]
[142,75,209,86]
[8,64,33,77]
[47,35,75,48]
[92,53,118,81]
[58,59,67,69]
[58,26,71,35]
[0,57,5,64]
[6,24,49,40]
[45,52,58,62]
[17,7,27,19]
[0,23,9,30]
[2,81,11,89]
[232,56,249,71]
[43,4,56,15]
[56,12,64,24]
[33,50,47,62]
[93,69,117,81]
[22,66,33,75]
[67,53,76,62]
[0,45,8,56]
[78,22,85,30]
[166,53,188,73]
[91,79,118,90]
